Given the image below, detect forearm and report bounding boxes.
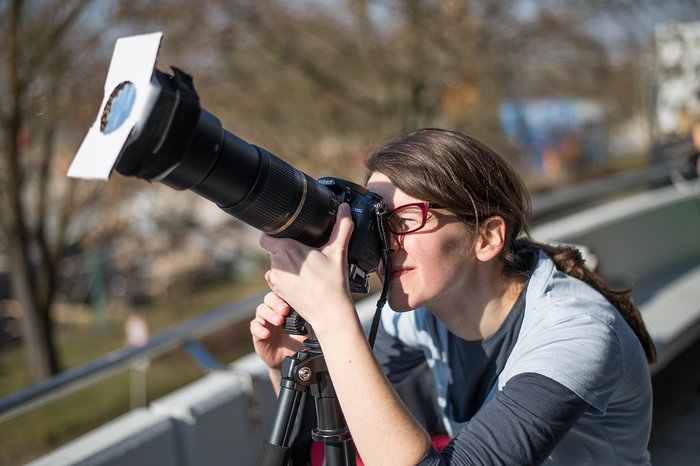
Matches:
[268,366,282,397]
[313,305,433,466]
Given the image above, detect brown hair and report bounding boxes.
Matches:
[366,128,656,363]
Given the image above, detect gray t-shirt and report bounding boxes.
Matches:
[377,250,652,465]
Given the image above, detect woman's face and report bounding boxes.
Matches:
[367,172,477,312]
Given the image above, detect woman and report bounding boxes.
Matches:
[250,128,656,465]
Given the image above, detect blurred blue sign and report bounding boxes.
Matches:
[500,98,607,180]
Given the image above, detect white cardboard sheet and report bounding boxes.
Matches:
[68,32,163,180]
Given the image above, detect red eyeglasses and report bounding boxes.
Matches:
[387,202,442,235]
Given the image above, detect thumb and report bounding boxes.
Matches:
[324,202,354,254]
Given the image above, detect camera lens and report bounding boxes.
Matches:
[113,69,338,247]
[172,113,339,247]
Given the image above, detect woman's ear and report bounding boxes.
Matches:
[474,216,507,262]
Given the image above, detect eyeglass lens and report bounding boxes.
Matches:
[388,204,429,234]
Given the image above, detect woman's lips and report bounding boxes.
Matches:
[391,268,412,279]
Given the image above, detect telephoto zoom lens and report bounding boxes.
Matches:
[109,68,338,247]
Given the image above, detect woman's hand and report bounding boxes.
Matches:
[250,288,307,370]
[258,203,355,332]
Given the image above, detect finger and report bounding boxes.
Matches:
[263,291,290,315]
[257,299,286,321]
[260,234,300,255]
[250,319,272,340]
[256,302,286,327]
[323,202,355,254]
[260,234,295,257]
[264,271,282,298]
[259,233,278,253]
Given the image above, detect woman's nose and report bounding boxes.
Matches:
[387,232,402,254]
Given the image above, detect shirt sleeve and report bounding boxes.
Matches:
[507,308,623,414]
[416,372,589,466]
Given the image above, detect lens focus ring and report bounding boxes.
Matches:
[222,150,335,246]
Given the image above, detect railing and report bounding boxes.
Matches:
[0,157,692,424]
[530,160,684,221]
[0,291,266,423]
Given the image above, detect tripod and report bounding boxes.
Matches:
[257,325,356,466]
[257,219,391,465]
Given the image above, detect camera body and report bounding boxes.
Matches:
[317,177,388,293]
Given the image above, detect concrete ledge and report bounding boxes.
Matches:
[150,370,263,466]
[643,265,700,345]
[26,408,179,466]
[531,184,700,289]
[643,265,700,373]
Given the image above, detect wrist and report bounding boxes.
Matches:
[267,365,282,394]
[298,291,355,335]
[311,301,364,342]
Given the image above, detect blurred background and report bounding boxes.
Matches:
[1,0,700,464]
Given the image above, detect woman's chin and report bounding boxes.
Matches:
[387,293,417,313]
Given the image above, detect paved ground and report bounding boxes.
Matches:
[648,336,700,465]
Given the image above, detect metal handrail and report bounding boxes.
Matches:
[530,159,686,222]
[0,290,266,423]
[0,157,689,423]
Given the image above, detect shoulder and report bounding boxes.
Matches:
[505,251,646,412]
[524,250,624,333]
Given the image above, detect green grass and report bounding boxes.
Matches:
[0,276,266,465]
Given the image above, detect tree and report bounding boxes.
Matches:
[193,0,619,166]
[0,0,136,382]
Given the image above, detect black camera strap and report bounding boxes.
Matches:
[367,204,392,349]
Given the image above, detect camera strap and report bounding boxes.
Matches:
[367,204,392,349]
[367,251,390,350]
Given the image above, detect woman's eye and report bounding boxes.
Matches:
[393,216,419,231]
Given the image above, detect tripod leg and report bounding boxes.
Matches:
[311,367,356,465]
[269,385,304,446]
[258,355,306,466]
